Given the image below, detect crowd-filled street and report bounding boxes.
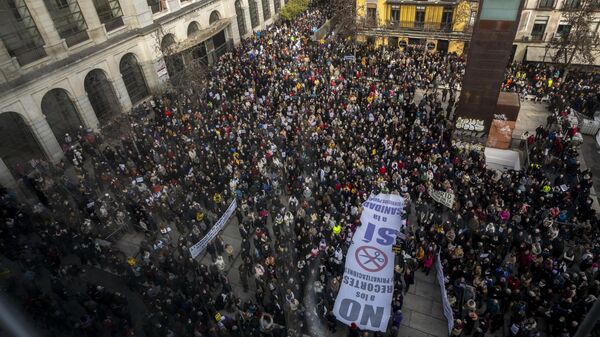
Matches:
[1,3,600,337]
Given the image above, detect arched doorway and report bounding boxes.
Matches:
[41,89,83,143]
[119,53,149,104]
[161,34,184,77]
[209,10,221,25]
[84,69,120,125]
[235,0,247,37]
[187,21,201,37]
[0,111,45,175]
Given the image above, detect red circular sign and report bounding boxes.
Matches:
[355,246,388,272]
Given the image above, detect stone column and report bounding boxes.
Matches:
[120,0,153,28]
[28,115,64,163]
[23,0,67,58]
[74,94,100,131]
[139,60,161,94]
[166,0,182,12]
[269,0,276,21]
[0,39,20,82]
[111,76,133,111]
[255,0,265,30]
[77,0,108,43]
[0,159,17,190]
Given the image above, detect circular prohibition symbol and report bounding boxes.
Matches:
[355,246,388,272]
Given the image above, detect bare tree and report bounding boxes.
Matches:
[549,0,600,77]
[328,0,359,38]
[150,24,209,101]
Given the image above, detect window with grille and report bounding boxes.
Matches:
[441,6,453,28]
[390,8,400,23]
[147,0,166,14]
[415,6,425,28]
[563,0,580,9]
[538,0,554,9]
[92,0,124,31]
[0,0,47,65]
[262,0,271,20]
[249,0,259,28]
[44,0,88,46]
[531,16,548,41]
[235,0,247,36]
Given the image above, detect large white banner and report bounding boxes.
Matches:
[189,199,237,259]
[435,253,454,333]
[334,193,405,332]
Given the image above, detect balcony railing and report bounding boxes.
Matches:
[530,32,545,42]
[363,19,458,33]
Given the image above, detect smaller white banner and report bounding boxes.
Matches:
[428,189,455,209]
[189,199,237,259]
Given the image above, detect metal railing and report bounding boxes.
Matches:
[362,19,461,33]
[530,31,546,42]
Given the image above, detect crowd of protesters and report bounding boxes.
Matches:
[502,62,600,118]
[1,3,600,337]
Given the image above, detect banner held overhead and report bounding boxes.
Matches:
[333,193,405,332]
[189,199,237,259]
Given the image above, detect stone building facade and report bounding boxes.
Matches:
[0,0,284,188]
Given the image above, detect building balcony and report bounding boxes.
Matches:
[360,19,471,35]
[516,32,547,43]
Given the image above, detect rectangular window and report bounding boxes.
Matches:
[531,16,548,41]
[92,0,124,31]
[390,8,400,23]
[415,6,425,29]
[555,19,571,38]
[147,0,166,14]
[537,0,554,9]
[366,5,376,26]
[249,0,259,28]
[441,6,453,30]
[262,0,271,20]
[44,0,89,46]
[563,0,580,9]
[0,0,47,65]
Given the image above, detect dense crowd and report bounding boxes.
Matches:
[502,62,600,118]
[1,4,599,337]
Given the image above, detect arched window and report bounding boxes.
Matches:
[119,53,149,104]
[249,0,259,28]
[262,0,271,20]
[187,21,201,37]
[235,0,247,37]
[0,111,45,174]
[209,10,221,25]
[84,69,120,125]
[41,89,83,142]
